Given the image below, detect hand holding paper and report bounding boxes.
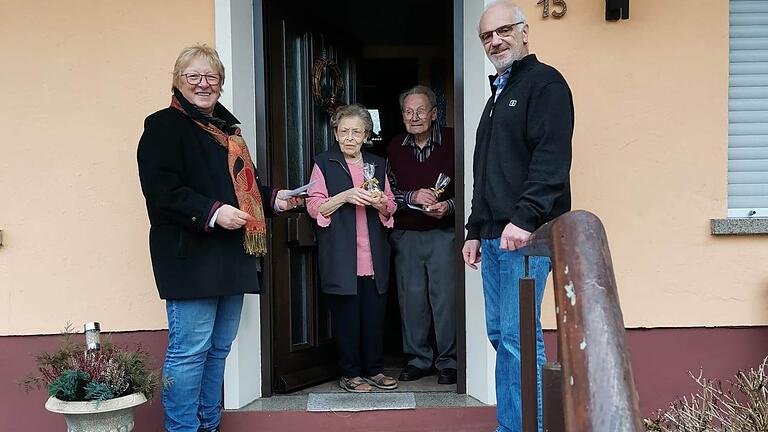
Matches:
[284,180,317,198]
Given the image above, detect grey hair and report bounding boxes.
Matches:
[479,1,527,30]
[398,85,437,112]
[329,103,373,132]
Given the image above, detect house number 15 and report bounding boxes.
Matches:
[537,0,567,18]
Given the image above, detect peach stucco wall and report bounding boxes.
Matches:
[1,0,765,335]
[0,0,214,334]
[518,0,768,328]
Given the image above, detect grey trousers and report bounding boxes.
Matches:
[390,227,457,370]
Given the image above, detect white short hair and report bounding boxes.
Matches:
[480,1,527,28]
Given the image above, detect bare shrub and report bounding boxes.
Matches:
[644,356,768,432]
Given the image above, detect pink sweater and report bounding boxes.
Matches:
[306,162,396,276]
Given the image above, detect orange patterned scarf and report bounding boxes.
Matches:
[171,96,267,256]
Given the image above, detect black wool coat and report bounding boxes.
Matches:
[137,93,273,300]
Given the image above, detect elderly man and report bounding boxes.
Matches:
[462,2,574,431]
[387,85,457,385]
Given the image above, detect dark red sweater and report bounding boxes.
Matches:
[387,127,455,231]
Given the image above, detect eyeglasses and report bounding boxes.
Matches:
[403,106,434,119]
[478,21,524,44]
[181,73,221,86]
[339,128,365,139]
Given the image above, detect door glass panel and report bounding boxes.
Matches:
[342,56,354,104]
[312,38,336,155]
[286,32,308,185]
[285,29,311,347]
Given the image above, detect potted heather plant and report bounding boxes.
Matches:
[20,323,159,432]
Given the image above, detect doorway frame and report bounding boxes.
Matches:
[452,0,467,395]
[218,0,500,409]
[216,0,268,409]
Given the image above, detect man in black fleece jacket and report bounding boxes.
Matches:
[461,2,573,431]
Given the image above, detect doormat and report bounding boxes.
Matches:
[306,392,416,412]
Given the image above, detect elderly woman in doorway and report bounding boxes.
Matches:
[137,44,299,432]
[306,104,399,393]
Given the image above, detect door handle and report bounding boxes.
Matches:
[287,214,316,247]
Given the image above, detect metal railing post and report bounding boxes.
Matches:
[542,362,564,432]
[520,255,539,432]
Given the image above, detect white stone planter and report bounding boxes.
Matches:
[45,393,147,432]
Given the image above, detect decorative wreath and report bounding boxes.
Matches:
[312,58,345,114]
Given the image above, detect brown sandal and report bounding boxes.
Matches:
[339,376,373,393]
[365,373,398,390]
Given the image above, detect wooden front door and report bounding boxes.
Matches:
[263,1,357,394]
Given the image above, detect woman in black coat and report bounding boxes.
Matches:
[137,44,298,432]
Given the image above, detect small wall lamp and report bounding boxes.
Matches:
[84,322,101,351]
[606,0,629,20]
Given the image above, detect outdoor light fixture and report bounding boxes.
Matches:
[84,322,101,351]
[606,0,629,20]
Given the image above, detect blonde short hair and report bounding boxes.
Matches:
[172,44,225,90]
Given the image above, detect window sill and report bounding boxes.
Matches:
[710,218,768,235]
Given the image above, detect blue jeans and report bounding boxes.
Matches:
[481,239,550,432]
[163,294,244,432]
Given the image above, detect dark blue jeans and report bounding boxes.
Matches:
[162,294,244,432]
[481,239,550,432]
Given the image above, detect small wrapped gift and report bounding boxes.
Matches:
[424,173,451,211]
[431,173,451,200]
[362,162,381,199]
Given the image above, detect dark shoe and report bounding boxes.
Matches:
[399,365,433,381]
[438,368,457,384]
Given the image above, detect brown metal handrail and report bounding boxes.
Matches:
[517,210,642,432]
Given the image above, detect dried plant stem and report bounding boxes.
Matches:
[644,356,768,432]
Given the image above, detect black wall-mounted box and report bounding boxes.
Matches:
[606,0,629,20]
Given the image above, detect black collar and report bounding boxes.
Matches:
[172,87,240,131]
